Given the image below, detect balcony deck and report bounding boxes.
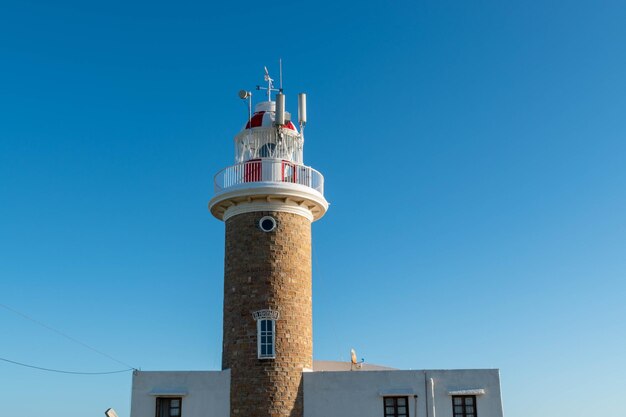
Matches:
[213,159,324,195]
[210,159,328,222]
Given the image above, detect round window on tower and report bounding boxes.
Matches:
[259,216,277,232]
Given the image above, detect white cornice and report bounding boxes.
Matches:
[223,201,315,222]
[209,182,329,222]
[447,389,486,396]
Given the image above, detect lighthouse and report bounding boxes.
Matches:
[208,68,329,417]
[129,66,504,417]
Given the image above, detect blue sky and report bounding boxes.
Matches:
[1,0,625,416]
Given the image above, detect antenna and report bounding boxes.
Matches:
[298,93,307,142]
[276,93,285,126]
[279,58,283,92]
[350,348,364,370]
[298,93,307,126]
[239,90,252,131]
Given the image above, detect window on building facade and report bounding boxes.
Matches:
[155,397,182,417]
[452,395,477,417]
[257,318,275,359]
[383,396,408,417]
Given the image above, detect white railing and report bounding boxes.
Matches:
[234,128,304,164]
[214,159,324,195]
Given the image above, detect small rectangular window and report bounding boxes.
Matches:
[451,395,477,417]
[383,396,408,417]
[156,397,182,417]
[257,319,276,359]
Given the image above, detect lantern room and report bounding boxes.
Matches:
[234,100,304,164]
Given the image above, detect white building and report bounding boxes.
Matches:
[129,68,505,417]
[131,366,503,417]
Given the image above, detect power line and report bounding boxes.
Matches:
[0,303,136,369]
[0,356,134,375]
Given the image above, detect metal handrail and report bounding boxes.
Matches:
[214,159,324,195]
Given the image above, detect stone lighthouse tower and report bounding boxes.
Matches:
[208,68,328,417]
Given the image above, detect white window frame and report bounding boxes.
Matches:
[257,318,276,359]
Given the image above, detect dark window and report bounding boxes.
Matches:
[259,216,276,232]
[156,397,182,417]
[259,143,276,158]
[452,395,477,417]
[257,319,275,359]
[261,218,274,230]
[383,396,408,417]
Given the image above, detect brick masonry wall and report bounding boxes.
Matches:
[222,210,312,417]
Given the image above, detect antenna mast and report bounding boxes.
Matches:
[279,58,283,92]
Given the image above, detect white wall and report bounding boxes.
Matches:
[430,369,503,417]
[303,369,503,417]
[130,370,229,417]
[130,368,502,417]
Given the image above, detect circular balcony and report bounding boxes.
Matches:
[214,159,324,194]
[209,159,328,222]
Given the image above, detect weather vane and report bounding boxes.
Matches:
[256,62,282,101]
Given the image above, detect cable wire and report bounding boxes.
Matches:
[0,303,136,369]
[0,356,134,375]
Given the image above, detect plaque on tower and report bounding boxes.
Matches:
[252,309,280,321]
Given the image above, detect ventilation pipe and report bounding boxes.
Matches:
[425,373,436,417]
[430,377,436,417]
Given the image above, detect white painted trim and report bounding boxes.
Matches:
[148,391,188,396]
[212,182,327,205]
[208,182,329,222]
[224,201,314,222]
[378,389,417,396]
[447,389,486,396]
